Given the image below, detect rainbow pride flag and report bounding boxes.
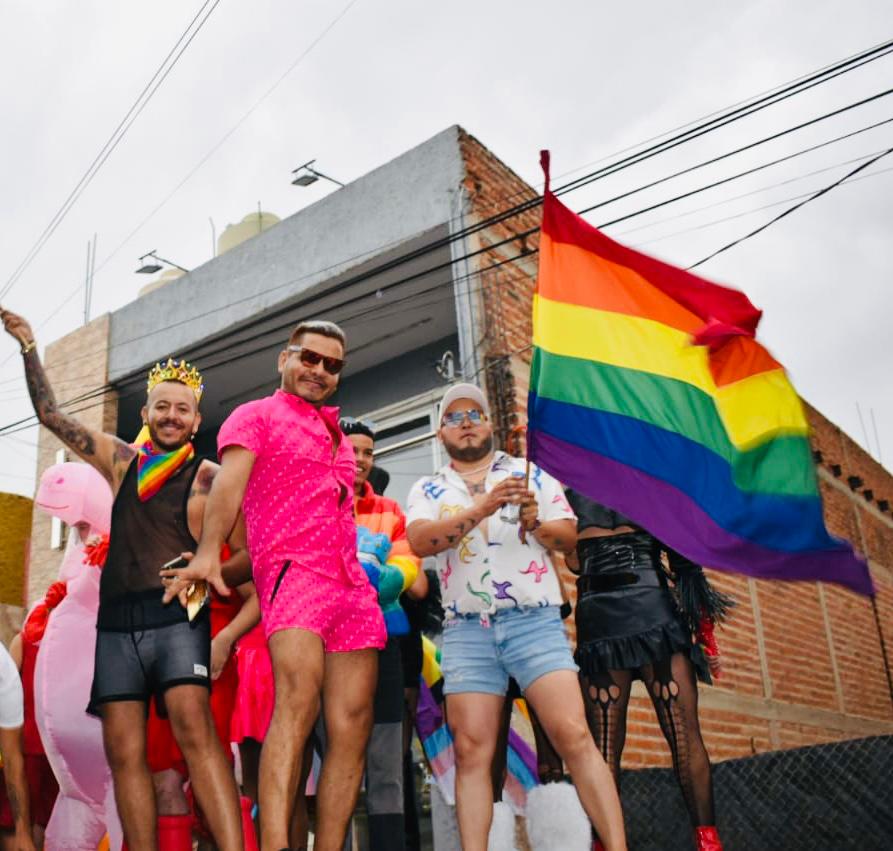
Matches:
[528,152,872,596]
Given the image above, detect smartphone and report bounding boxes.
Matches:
[162,555,190,571]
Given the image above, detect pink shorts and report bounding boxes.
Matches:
[258,558,386,652]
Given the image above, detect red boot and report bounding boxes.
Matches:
[694,826,723,850]
[240,796,260,851]
[157,814,193,851]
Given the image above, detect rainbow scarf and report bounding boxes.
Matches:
[528,151,871,596]
[136,441,195,501]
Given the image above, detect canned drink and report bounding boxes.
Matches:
[499,471,526,523]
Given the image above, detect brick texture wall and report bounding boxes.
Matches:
[458,129,893,768]
[27,314,117,606]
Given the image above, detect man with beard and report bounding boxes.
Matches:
[405,383,627,851]
[177,321,386,851]
[0,308,246,851]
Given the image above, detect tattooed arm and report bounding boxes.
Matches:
[407,477,529,557]
[1,308,134,490]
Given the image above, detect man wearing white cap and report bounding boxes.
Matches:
[405,384,626,851]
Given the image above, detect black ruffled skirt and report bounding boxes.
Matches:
[574,532,710,682]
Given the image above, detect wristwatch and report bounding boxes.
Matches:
[20,339,36,355]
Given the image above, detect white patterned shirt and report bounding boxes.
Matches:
[406,451,576,619]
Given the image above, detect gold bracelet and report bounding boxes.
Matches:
[20,339,36,355]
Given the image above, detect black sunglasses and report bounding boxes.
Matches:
[287,345,345,375]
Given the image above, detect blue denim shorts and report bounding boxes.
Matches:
[441,606,578,696]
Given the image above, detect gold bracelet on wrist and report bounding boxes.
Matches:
[20,339,36,355]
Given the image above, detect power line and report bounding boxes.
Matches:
[576,92,893,218]
[2,102,891,411]
[556,42,893,201]
[2,0,365,328]
[628,163,893,249]
[5,27,887,354]
[7,90,889,393]
[3,41,893,426]
[615,145,893,238]
[688,144,893,269]
[0,0,225,302]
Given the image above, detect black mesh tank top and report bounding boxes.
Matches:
[99,455,200,603]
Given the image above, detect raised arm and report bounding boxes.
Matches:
[1,308,134,489]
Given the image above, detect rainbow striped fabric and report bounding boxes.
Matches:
[416,636,539,811]
[528,152,872,596]
[136,440,195,501]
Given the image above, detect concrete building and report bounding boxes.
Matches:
[25,125,893,769]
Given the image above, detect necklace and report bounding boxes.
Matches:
[452,456,494,479]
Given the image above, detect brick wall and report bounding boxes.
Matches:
[27,314,117,606]
[458,130,893,768]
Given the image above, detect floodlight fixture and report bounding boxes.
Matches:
[136,250,189,275]
[291,159,345,188]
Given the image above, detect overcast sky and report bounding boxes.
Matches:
[1,0,891,496]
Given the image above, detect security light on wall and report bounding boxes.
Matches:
[136,250,189,275]
[291,159,345,188]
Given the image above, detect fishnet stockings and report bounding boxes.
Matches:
[581,652,715,827]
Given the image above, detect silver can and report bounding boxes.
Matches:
[499,471,526,524]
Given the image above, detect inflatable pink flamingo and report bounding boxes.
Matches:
[33,462,122,850]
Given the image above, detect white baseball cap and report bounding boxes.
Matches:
[437,382,490,425]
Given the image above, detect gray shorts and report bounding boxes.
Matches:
[89,595,210,716]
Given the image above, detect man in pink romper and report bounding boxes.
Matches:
[182,320,386,851]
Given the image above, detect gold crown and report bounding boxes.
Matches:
[147,358,204,401]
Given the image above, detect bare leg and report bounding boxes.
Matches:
[260,629,324,851]
[153,768,190,815]
[444,692,504,851]
[314,648,378,851]
[525,670,627,851]
[100,701,156,851]
[289,743,315,850]
[165,684,242,851]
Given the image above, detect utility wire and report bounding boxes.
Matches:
[0,0,225,301]
[688,145,893,269]
[3,43,893,425]
[630,164,893,249]
[5,28,887,343]
[2,103,891,409]
[576,92,893,217]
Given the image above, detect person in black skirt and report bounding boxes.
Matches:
[565,489,732,851]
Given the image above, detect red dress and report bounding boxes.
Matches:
[0,638,59,828]
[145,589,243,775]
[229,623,274,744]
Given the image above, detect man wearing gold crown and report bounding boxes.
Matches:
[164,320,387,851]
[0,308,247,851]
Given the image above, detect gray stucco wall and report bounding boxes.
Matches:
[108,126,465,381]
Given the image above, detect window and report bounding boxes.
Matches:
[363,392,444,509]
